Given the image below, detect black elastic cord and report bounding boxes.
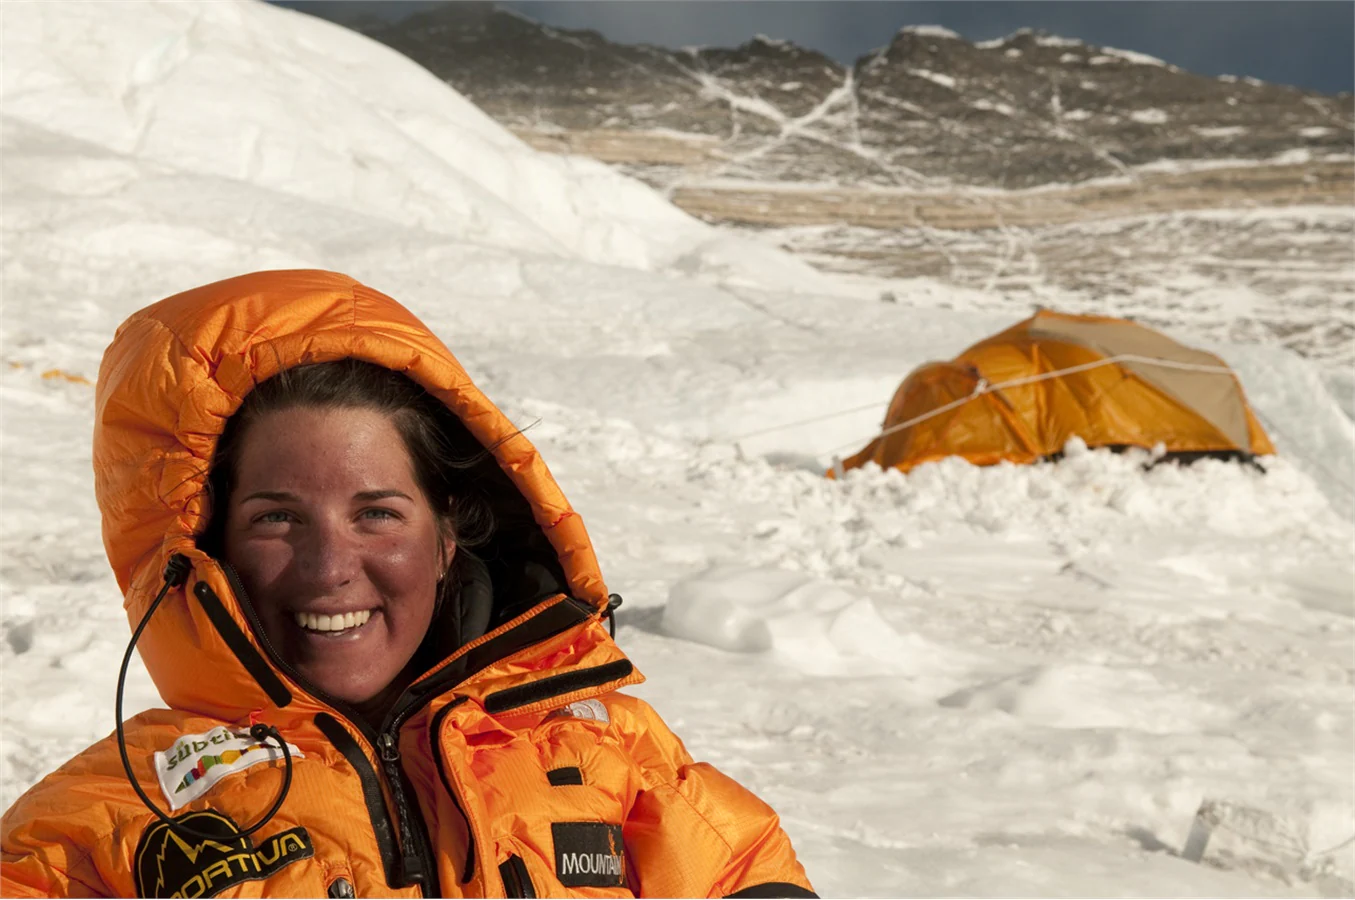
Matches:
[603,594,623,639]
[115,553,295,841]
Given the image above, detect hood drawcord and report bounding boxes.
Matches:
[603,594,623,639]
[115,553,296,842]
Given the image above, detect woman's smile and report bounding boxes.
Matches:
[293,608,375,634]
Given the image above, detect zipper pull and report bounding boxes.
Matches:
[379,732,400,763]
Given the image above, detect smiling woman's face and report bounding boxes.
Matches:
[222,406,453,713]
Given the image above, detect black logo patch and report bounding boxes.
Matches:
[134,810,313,898]
[551,822,625,888]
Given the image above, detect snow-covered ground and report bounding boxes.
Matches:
[3,2,1353,897]
[756,205,1355,365]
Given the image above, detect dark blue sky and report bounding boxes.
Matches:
[279,1,1354,95]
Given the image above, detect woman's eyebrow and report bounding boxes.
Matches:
[354,489,414,502]
[240,490,299,503]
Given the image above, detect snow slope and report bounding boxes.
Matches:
[1,0,830,289]
[3,2,1352,897]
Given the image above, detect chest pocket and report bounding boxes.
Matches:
[525,701,641,823]
[453,699,641,896]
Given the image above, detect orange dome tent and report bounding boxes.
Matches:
[839,310,1274,475]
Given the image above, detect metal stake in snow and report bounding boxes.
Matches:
[1181,800,1218,863]
[1178,796,1355,875]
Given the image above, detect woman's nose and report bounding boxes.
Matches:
[296,521,360,588]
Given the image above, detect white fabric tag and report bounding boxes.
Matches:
[551,698,610,724]
[154,726,303,812]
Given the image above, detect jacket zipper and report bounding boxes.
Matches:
[499,854,537,899]
[218,564,441,895]
[377,733,439,894]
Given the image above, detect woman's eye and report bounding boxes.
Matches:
[256,511,293,525]
[361,508,399,521]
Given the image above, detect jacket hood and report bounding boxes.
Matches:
[94,269,618,720]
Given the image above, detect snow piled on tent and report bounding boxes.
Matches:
[2,1,1352,897]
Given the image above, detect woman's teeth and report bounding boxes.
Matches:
[294,610,373,633]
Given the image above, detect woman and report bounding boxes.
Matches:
[0,270,815,899]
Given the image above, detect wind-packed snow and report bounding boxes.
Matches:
[3,2,1353,898]
[901,25,963,41]
[908,69,959,90]
[973,99,1017,117]
[1101,47,1174,68]
[1131,109,1170,125]
[976,31,1031,50]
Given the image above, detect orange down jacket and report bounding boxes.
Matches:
[0,270,815,899]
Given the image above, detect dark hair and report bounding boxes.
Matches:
[201,359,496,612]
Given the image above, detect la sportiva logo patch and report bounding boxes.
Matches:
[134,810,313,898]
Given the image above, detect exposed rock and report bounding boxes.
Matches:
[355,5,1353,190]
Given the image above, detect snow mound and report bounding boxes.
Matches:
[0,0,828,289]
[938,664,1224,733]
[662,566,944,675]
[831,437,1343,541]
[768,445,1344,568]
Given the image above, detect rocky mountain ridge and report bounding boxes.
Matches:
[356,3,1352,191]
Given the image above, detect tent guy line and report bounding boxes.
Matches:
[731,399,889,450]
[723,349,1238,463]
[830,352,1240,457]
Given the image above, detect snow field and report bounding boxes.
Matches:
[2,1,1353,896]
